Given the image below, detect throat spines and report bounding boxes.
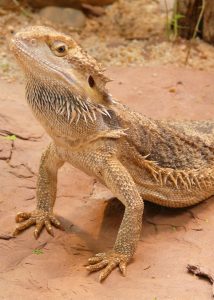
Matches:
[26,79,111,125]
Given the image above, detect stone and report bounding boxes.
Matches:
[26,0,115,9]
[29,0,81,9]
[0,0,28,10]
[39,6,86,28]
[82,0,115,5]
[159,0,174,11]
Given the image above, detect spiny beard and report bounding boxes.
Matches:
[26,77,111,125]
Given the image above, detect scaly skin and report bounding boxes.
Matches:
[10,26,214,281]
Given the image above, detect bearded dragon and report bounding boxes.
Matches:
[10,26,214,282]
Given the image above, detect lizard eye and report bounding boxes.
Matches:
[88,75,95,88]
[51,41,68,57]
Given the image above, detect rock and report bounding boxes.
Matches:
[39,6,86,28]
[112,0,166,40]
[27,0,81,10]
[82,0,115,5]
[26,0,115,9]
[159,0,174,11]
[0,0,116,10]
[0,0,28,10]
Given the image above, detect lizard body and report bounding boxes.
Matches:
[10,26,214,281]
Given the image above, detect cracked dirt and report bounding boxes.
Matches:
[1,66,214,299]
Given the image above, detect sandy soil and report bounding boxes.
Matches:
[0,66,214,299]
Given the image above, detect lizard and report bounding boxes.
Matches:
[10,25,214,282]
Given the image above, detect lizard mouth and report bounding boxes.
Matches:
[10,38,77,87]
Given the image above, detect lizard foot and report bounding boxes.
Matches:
[13,210,64,239]
[86,251,129,282]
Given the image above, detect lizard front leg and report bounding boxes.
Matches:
[14,143,64,238]
[87,158,144,281]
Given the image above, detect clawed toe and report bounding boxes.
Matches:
[45,220,54,236]
[49,215,64,230]
[86,260,108,272]
[34,220,45,239]
[13,218,35,236]
[88,253,105,264]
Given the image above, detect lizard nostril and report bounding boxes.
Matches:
[30,38,37,46]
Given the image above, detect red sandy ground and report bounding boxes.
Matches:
[0,67,214,300]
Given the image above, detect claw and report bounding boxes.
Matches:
[119,261,127,276]
[13,228,19,237]
[45,220,54,236]
[99,261,118,282]
[34,220,45,239]
[13,227,22,237]
[34,229,39,239]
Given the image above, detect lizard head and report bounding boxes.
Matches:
[10,26,113,107]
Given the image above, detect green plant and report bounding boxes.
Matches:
[165,0,185,41]
[32,248,43,255]
[3,135,17,141]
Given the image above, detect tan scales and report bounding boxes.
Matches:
[10,26,214,282]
